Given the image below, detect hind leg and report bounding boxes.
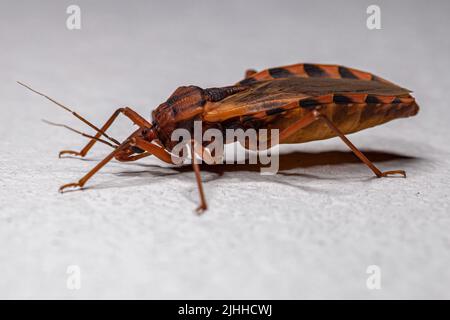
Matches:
[314,112,406,178]
[277,110,406,178]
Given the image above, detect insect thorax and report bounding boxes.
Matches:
[151,85,248,150]
[151,86,206,150]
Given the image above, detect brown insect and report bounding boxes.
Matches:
[19,62,419,213]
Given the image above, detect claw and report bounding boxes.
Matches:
[59,182,82,193]
[59,150,82,158]
[195,205,207,214]
[380,170,407,178]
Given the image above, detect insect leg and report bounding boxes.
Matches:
[190,141,208,213]
[278,111,319,143]
[130,137,207,213]
[59,107,151,158]
[192,141,219,165]
[277,110,406,178]
[134,137,209,212]
[59,141,131,192]
[130,137,176,164]
[314,112,406,178]
[115,152,152,162]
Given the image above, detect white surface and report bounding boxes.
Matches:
[1,0,450,299]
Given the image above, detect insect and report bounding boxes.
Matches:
[19,62,419,213]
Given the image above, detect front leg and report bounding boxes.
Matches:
[60,107,151,158]
[59,141,132,192]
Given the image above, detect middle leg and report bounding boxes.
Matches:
[131,137,208,213]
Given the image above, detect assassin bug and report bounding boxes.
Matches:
[19,62,419,213]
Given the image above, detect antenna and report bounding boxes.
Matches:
[18,81,120,146]
[42,119,117,149]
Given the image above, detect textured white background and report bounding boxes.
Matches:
[1,0,449,299]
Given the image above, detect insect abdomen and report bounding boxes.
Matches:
[279,99,419,144]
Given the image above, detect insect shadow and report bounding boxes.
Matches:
[76,149,419,193]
